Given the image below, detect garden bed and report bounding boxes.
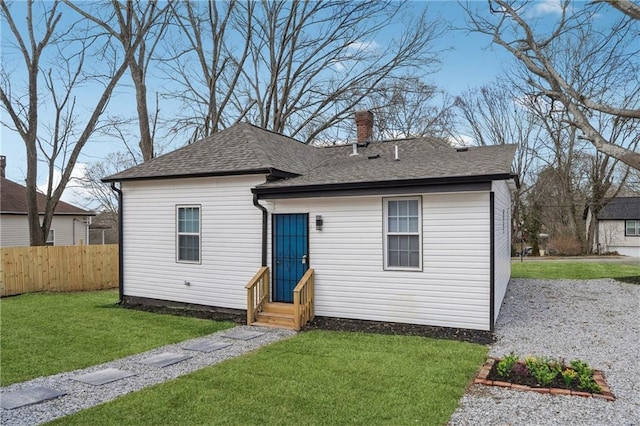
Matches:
[474,356,615,401]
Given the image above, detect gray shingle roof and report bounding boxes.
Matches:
[103,123,517,190]
[103,123,321,182]
[257,137,516,189]
[597,197,640,220]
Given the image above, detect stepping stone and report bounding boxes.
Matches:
[139,352,192,368]
[220,329,265,340]
[1,386,66,410]
[72,368,136,386]
[182,341,232,353]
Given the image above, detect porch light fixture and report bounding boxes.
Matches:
[316,215,323,231]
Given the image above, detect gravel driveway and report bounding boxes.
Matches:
[449,278,640,425]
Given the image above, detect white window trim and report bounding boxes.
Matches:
[626,220,640,236]
[46,229,55,246]
[383,196,423,271]
[176,205,202,264]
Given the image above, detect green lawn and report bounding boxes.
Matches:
[511,260,640,280]
[49,331,487,426]
[0,290,233,385]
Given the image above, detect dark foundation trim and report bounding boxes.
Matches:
[121,295,246,323]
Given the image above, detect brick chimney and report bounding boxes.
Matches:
[355,110,374,144]
[0,155,5,178]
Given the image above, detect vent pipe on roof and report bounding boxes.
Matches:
[0,155,5,178]
[351,142,359,156]
[394,145,399,161]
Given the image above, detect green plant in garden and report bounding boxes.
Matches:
[525,356,556,386]
[561,368,577,387]
[494,353,603,393]
[497,352,519,377]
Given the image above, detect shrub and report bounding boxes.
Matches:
[548,234,584,256]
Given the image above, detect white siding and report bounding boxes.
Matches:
[121,175,266,308]
[597,220,640,257]
[492,180,513,322]
[0,214,89,247]
[267,191,492,330]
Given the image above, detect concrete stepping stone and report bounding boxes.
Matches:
[1,386,66,410]
[139,352,192,368]
[220,329,265,340]
[182,341,232,353]
[71,368,136,386]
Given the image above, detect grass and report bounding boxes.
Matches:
[0,290,233,386]
[511,261,640,281]
[49,331,487,426]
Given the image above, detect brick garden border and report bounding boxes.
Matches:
[474,357,615,401]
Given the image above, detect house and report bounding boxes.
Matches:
[0,156,94,247]
[103,111,518,332]
[586,197,640,257]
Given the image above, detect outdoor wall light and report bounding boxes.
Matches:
[316,215,323,230]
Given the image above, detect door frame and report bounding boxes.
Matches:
[271,213,309,303]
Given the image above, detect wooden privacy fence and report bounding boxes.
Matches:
[1,244,118,296]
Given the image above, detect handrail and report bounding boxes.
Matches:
[293,268,314,331]
[245,266,269,325]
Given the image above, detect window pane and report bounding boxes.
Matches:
[399,235,409,250]
[389,235,399,250]
[409,217,419,232]
[179,235,199,261]
[409,235,419,251]
[388,217,398,233]
[388,201,397,216]
[399,251,409,266]
[399,200,408,216]
[409,251,419,267]
[398,217,408,232]
[408,200,418,216]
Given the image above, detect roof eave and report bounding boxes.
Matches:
[102,168,298,183]
[253,173,517,198]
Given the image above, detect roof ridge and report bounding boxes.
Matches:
[239,123,274,170]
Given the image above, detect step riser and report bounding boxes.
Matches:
[256,314,294,327]
[262,304,294,315]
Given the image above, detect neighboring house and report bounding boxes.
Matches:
[103,111,517,332]
[586,197,640,257]
[89,211,119,245]
[0,156,94,247]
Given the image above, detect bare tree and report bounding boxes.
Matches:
[63,0,173,161]
[464,0,640,170]
[166,1,446,144]
[78,152,137,215]
[0,1,143,245]
[454,82,543,248]
[362,76,454,139]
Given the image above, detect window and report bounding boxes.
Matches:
[46,229,55,246]
[177,206,201,263]
[626,220,640,236]
[384,197,422,270]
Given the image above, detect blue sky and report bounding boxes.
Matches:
[0,0,604,206]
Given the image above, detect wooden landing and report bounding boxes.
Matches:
[252,302,295,329]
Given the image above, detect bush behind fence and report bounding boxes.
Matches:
[1,244,118,296]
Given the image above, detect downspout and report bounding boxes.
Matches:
[252,193,267,267]
[111,182,124,304]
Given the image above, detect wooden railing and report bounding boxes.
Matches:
[245,266,269,325]
[293,268,314,331]
[1,244,118,297]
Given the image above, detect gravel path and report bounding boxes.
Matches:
[449,278,640,426]
[1,326,296,426]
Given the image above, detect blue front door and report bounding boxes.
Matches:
[273,214,308,303]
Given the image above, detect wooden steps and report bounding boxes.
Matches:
[252,302,295,329]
